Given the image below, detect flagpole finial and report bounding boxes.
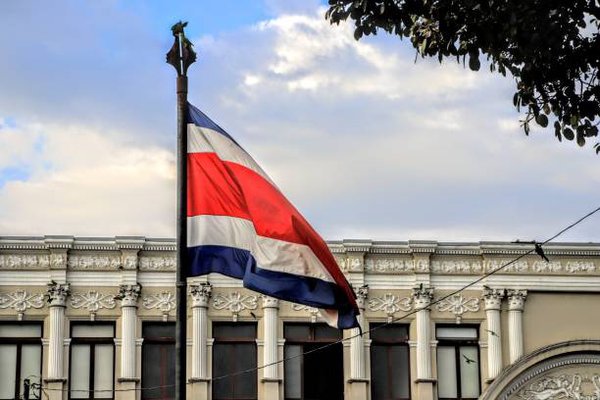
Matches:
[166,21,197,76]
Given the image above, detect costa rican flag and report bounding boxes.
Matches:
[186,103,359,329]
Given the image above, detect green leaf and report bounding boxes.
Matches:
[577,131,586,147]
[535,114,548,127]
[563,127,575,141]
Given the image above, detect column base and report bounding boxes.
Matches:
[262,378,281,400]
[347,379,369,400]
[190,378,211,400]
[116,379,137,400]
[415,378,436,400]
[44,380,65,400]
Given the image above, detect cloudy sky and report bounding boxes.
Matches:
[0,0,598,242]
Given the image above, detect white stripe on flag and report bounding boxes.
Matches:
[187,215,335,283]
[187,124,275,185]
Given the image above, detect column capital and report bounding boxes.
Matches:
[483,287,505,311]
[506,289,528,311]
[261,295,279,309]
[412,285,433,309]
[117,284,141,307]
[354,285,369,309]
[189,283,212,308]
[47,282,70,307]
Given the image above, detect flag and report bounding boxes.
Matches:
[186,103,359,329]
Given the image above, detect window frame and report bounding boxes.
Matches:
[141,322,176,400]
[283,323,344,400]
[68,322,115,400]
[212,322,258,400]
[0,321,43,400]
[369,322,411,400]
[436,324,481,400]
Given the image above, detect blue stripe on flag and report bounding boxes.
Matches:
[187,245,358,329]
[187,103,240,145]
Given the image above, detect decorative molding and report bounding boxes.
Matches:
[143,291,175,320]
[436,294,480,323]
[261,296,279,309]
[68,254,121,270]
[0,254,51,270]
[189,283,212,308]
[365,258,414,273]
[517,373,600,400]
[116,284,141,307]
[0,290,45,319]
[483,288,505,311]
[138,256,176,271]
[47,282,71,307]
[506,289,528,311]
[70,290,116,320]
[432,260,483,274]
[355,285,369,309]
[368,293,411,323]
[212,292,258,322]
[412,285,434,309]
[291,303,320,323]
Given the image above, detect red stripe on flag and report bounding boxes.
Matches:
[187,152,356,305]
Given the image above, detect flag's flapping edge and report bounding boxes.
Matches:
[185,103,359,329]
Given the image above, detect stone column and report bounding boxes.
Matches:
[506,289,527,364]
[483,288,504,381]
[190,283,212,379]
[117,284,141,381]
[348,286,369,400]
[46,282,70,380]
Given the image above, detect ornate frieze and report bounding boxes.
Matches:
[436,294,480,323]
[517,373,600,400]
[138,255,176,271]
[143,291,176,320]
[70,290,117,320]
[189,283,212,308]
[368,293,411,322]
[212,292,258,322]
[116,284,141,307]
[0,254,50,269]
[47,282,71,307]
[365,258,414,273]
[67,254,120,270]
[291,303,320,323]
[0,290,45,320]
[432,260,483,274]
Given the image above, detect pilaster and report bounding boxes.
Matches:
[190,283,212,381]
[261,296,281,400]
[483,288,504,381]
[506,289,527,364]
[46,282,70,382]
[117,284,141,383]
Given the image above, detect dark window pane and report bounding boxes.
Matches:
[390,346,410,398]
[284,325,311,341]
[143,323,175,339]
[303,343,343,400]
[142,340,175,400]
[371,345,388,400]
[213,323,256,340]
[370,324,409,343]
[313,325,342,341]
[284,345,302,399]
[213,323,257,400]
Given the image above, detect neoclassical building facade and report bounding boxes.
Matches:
[1,236,599,400]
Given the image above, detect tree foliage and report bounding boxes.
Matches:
[326,0,600,153]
